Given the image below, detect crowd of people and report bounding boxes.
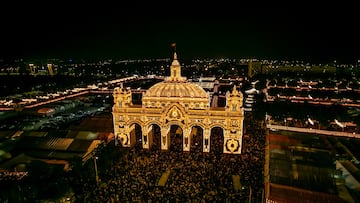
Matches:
[72,115,265,202]
[0,171,28,181]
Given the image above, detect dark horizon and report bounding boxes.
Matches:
[1,5,358,64]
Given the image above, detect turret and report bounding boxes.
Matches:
[226,85,243,112]
[113,85,132,108]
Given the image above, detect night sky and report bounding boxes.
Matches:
[1,4,358,63]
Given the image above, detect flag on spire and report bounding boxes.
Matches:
[171,43,176,52]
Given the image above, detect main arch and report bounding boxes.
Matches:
[112,51,244,154]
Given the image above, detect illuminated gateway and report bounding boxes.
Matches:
[112,51,244,154]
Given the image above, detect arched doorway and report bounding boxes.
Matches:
[190,126,203,153]
[210,127,224,154]
[169,125,183,152]
[150,124,161,152]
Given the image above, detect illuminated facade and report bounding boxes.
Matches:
[112,51,244,154]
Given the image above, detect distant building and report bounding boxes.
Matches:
[265,131,349,203]
[0,131,103,172]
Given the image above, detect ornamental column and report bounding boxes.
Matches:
[203,128,210,153]
[183,127,191,152]
[142,125,153,150]
[161,126,170,151]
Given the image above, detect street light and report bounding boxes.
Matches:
[94,156,99,184]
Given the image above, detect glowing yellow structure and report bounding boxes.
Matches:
[112,51,244,154]
[47,64,54,76]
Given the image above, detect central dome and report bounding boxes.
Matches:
[144,81,209,98]
[142,51,210,109]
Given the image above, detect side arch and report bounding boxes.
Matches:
[143,123,162,151]
[127,120,144,127]
[189,125,204,153]
[189,122,206,130]
[145,120,162,128]
[117,121,143,148]
[210,126,225,154]
[168,124,184,152]
[166,121,185,129]
[209,123,226,130]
